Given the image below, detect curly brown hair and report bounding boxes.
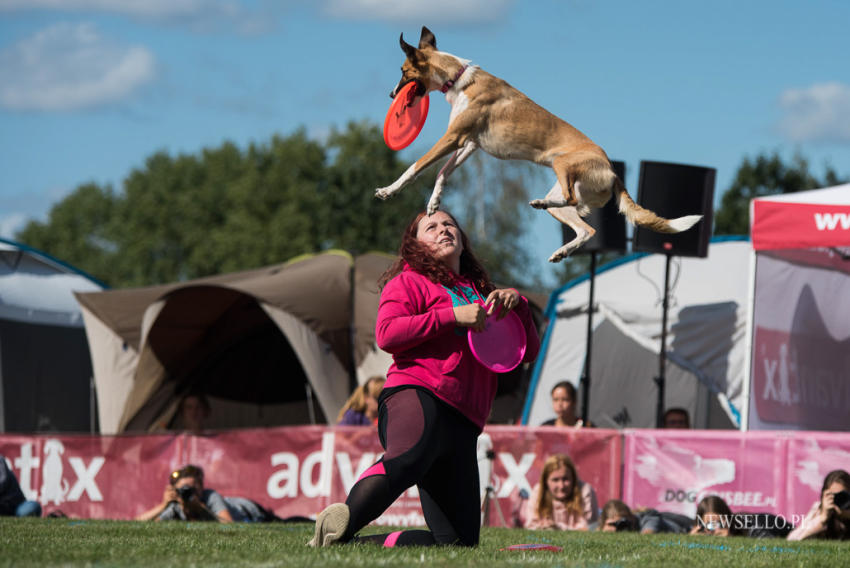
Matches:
[378,211,494,295]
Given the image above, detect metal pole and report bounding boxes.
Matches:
[305,382,316,425]
[581,251,597,425]
[655,253,672,428]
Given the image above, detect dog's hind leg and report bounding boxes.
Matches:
[530,180,576,210]
[552,156,579,206]
[427,141,477,214]
[543,203,596,262]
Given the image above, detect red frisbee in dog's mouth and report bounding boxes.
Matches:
[383,80,429,150]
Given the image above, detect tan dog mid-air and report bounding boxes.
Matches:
[375,27,702,262]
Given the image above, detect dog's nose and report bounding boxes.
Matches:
[389,89,396,99]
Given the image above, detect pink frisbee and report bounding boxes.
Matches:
[468,309,527,373]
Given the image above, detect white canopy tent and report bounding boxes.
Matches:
[743,183,850,431]
[523,237,748,430]
[0,238,104,432]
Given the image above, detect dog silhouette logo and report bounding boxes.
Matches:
[40,439,69,505]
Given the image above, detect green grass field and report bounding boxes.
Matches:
[1,518,844,567]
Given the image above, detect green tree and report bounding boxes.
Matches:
[16,182,118,283]
[443,154,544,289]
[15,123,434,287]
[714,151,848,235]
[321,120,433,254]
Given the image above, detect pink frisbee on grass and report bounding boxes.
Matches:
[467,308,527,373]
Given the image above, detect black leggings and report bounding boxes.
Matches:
[342,387,481,547]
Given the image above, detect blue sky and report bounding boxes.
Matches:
[1,0,848,286]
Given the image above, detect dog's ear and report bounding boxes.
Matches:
[400,33,418,60]
[419,26,436,50]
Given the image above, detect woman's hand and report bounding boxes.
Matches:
[163,485,178,505]
[453,303,488,332]
[818,491,838,524]
[484,288,520,318]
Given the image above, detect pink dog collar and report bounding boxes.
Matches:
[440,66,468,93]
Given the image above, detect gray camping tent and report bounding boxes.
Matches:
[75,250,398,434]
[0,238,105,432]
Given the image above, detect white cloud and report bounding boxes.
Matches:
[321,0,514,24]
[0,22,156,111]
[0,213,27,239]
[778,82,850,145]
[0,0,276,35]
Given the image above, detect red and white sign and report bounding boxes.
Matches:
[751,327,850,430]
[4,428,848,524]
[751,184,850,251]
[0,426,620,523]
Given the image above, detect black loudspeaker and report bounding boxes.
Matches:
[561,160,628,253]
[632,161,715,258]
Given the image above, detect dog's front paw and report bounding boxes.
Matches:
[529,199,548,209]
[375,187,393,200]
[426,196,441,215]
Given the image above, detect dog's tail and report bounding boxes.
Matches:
[612,177,702,233]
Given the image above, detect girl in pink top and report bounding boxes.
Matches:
[520,453,599,531]
[309,210,539,548]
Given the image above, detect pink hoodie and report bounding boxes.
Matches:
[375,266,540,430]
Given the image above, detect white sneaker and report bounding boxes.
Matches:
[307,503,350,547]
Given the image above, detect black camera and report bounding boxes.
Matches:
[613,517,633,532]
[834,490,850,511]
[176,485,196,502]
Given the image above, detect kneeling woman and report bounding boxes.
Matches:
[310,210,540,548]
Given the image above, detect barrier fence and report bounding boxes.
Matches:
[1,427,847,523]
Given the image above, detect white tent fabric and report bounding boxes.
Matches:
[0,239,104,432]
[744,184,850,431]
[523,237,749,429]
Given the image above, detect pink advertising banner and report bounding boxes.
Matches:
[622,429,788,518]
[622,429,850,520]
[4,427,847,523]
[0,426,620,523]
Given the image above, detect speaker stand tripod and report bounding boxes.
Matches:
[654,252,672,428]
[481,485,507,527]
[480,452,507,527]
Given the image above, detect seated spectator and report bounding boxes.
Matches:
[787,469,850,541]
[540,381,590,428]
[519,453,598,530]
[136,464,275,523]
[690,495,743,537]
[598,499,691,534]
[337,375,385,426]
[174,393,212,433]
[0,455,41,517]
[662,407,690,429]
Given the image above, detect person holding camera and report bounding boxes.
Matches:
[689,495,742,537]
[137,464,286,523]
[136,464,233,522]
[787,469,850,541]
[598,499,691,534]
